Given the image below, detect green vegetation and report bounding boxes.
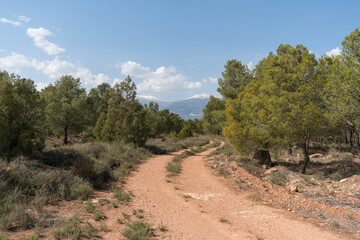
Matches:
[166,150,195,176]
[219,218,230,224]
[51,215,98,239]
[166,139,221,177]
[146,135,210,154]
[0,72,44,157]
[0,157,92,230]
[114,187,133,203]
[42,75,87,145]
[218,28,360,174]
[99,223,109,232]
[269,171,286,186]
[158,223,168,232]
[202,96,226,135]
[122,221,153,240]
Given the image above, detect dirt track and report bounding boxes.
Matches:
[118,144,353,240]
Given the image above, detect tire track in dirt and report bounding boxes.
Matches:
[121,144,354,240]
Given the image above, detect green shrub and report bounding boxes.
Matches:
[146,135,210,153]
[93,210,106,221]
[27,229,41,240]
[270,171,286,186]
[0,205,34,230]
[0,157,92,230]
[158,224,167,232]
[166,162,181,175]
[52,215,98,239]
[71,182,92,200]
[329,172,342,181]
[85,201,96,214]
[114,188,132,203]
[0,233,8,240]
[208,142,233,156]
[122,221,152,240]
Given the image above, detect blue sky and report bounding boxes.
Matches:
[1,0,359,101]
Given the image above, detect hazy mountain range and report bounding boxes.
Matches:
[138,96,210,120]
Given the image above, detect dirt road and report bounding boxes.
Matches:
[121,144,353,240]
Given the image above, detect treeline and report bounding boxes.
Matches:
[0,73,205,158]
[204,28,360,173]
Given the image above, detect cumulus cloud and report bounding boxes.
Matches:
[0,17,21,26]
[33,57,109,86]
[202,77,218,84]
[0,52,110,87]
[18,15,31,22]
[325,47,341,57]
[186,93,210,100]
[117,61,202,93]
[0,52,32,73]
[27,27,65,55]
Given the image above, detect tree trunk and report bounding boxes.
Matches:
[350,128,354,148]
[300,141,310,174]
[288,148,292,155]
[345,131,349,144]
[253,149,272,168]
[64,126,68,145]
[306,139,310,153]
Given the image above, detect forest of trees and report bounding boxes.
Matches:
[203,28,360,173]
[0,73,209,158]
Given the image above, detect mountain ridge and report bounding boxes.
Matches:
[138,96,209,120]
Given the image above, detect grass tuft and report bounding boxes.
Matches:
[122,221,153,240]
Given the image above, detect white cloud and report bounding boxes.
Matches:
[0,51,111,88]
[18,15,31,22]
[117,61,202,93]
[0,52,32,73]
[325,47,341,57]
[32,57,75,78]
[138,95,160,101]
[202,77,218,84]
[247,61,254,70]
[32,57,109,86]
[27,27,65,55]
[208,77,218,83]
[35,82,48,91]
[186,93,210,100]
[0,17,21,26]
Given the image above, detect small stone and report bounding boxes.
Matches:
[289,184,299,192]
[340,178,348,183]
[230,161,238,170]
[326,179,332,183]
[264,168,278,175]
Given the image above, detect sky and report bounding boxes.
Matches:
[0,0,359,101]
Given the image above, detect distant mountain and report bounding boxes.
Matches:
[138,96,209,120]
